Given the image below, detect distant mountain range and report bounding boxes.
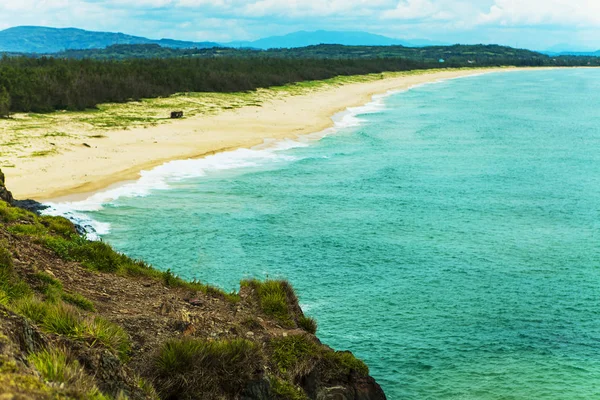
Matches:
[0,26,447,54]
[223,30,447,49]
[0,26,220,53]
[1,26,597,56]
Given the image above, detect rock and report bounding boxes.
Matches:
[240,378,272,400]
[188,298,203,306]
[0,168,13,204]
[12,199,49,213]
[317,386,350,400]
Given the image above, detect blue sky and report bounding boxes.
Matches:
[0,0,598,50]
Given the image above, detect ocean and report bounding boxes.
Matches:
[46,69,600,399]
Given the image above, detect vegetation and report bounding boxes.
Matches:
[44,43,600,67]
[242,279,298,327]
[271,334,369,381]
[0,55,426,114]
[151,338,262,399]
[0,196,381,399]
[28,347,110,399]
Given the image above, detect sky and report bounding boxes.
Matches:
[0,0,598,50]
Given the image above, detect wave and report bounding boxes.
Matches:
[41,83,425,238]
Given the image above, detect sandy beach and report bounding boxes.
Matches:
[4,67,524,200]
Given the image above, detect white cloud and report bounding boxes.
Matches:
[381,0,453,20]
[478,0,600,27]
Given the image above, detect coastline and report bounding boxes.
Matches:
[7,67,535,200]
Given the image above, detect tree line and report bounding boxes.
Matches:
[0,49,597,116]
[0,56,429,114]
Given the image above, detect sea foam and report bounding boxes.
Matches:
[42,90,392,238]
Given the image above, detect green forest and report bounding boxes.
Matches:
[0,43,598,115]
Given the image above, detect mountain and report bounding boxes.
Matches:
[0,26,219,53]
[224,30,446,49]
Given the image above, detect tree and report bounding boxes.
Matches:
[0,85,10,118]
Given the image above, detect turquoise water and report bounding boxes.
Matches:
[64,70,600,399]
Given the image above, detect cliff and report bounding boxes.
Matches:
[0,169,386,400]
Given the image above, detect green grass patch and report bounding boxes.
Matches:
[13,297,130,361]
[152,337,262,399]
[29,346,110,399]
[62,291,95,312]
[271,335,320,377]
[241,279,297,327]
[298,315,317,334]
[0,201,35,223]
[321,351,369,377]
[271,334,369,380]
[269,376,309,400]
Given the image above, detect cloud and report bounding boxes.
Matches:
[478,0,600,27]
[381,0,453,21]
[0,0,598,49]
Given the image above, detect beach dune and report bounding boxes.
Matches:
[6,68,518,200]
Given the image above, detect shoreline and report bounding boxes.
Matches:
[7,67,544,201]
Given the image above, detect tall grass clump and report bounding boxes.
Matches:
[298,315,317,334]
[29,346,109,399]
[271,335,320,378]
[151,338,262,399]
[271,335,369,381]
[13,298,130,361]
[242,279,298,327]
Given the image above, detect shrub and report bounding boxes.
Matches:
[298,316,317,334]
[152,338,261,399]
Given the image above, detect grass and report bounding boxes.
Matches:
[271,334,369,381]
[152,338,262,399]
[0,68,464,161]
[13,297,130,361]
[270,376,309,400]
[271,334,321,377]
[241,279,297,327]
[298,315,317,334]
[0,201,35,223]
[0,200,239,303]
[62,291,95,311]
[29,346,111,399]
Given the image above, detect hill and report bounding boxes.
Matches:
[224,30,445,49]
[0,171,386,399]
[0,26,219,53]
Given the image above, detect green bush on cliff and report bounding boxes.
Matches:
[298,315,318,334]
[271,334,321,377]
[152,337,262,399]
[242,279,297,327]
[271,334,369,381]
